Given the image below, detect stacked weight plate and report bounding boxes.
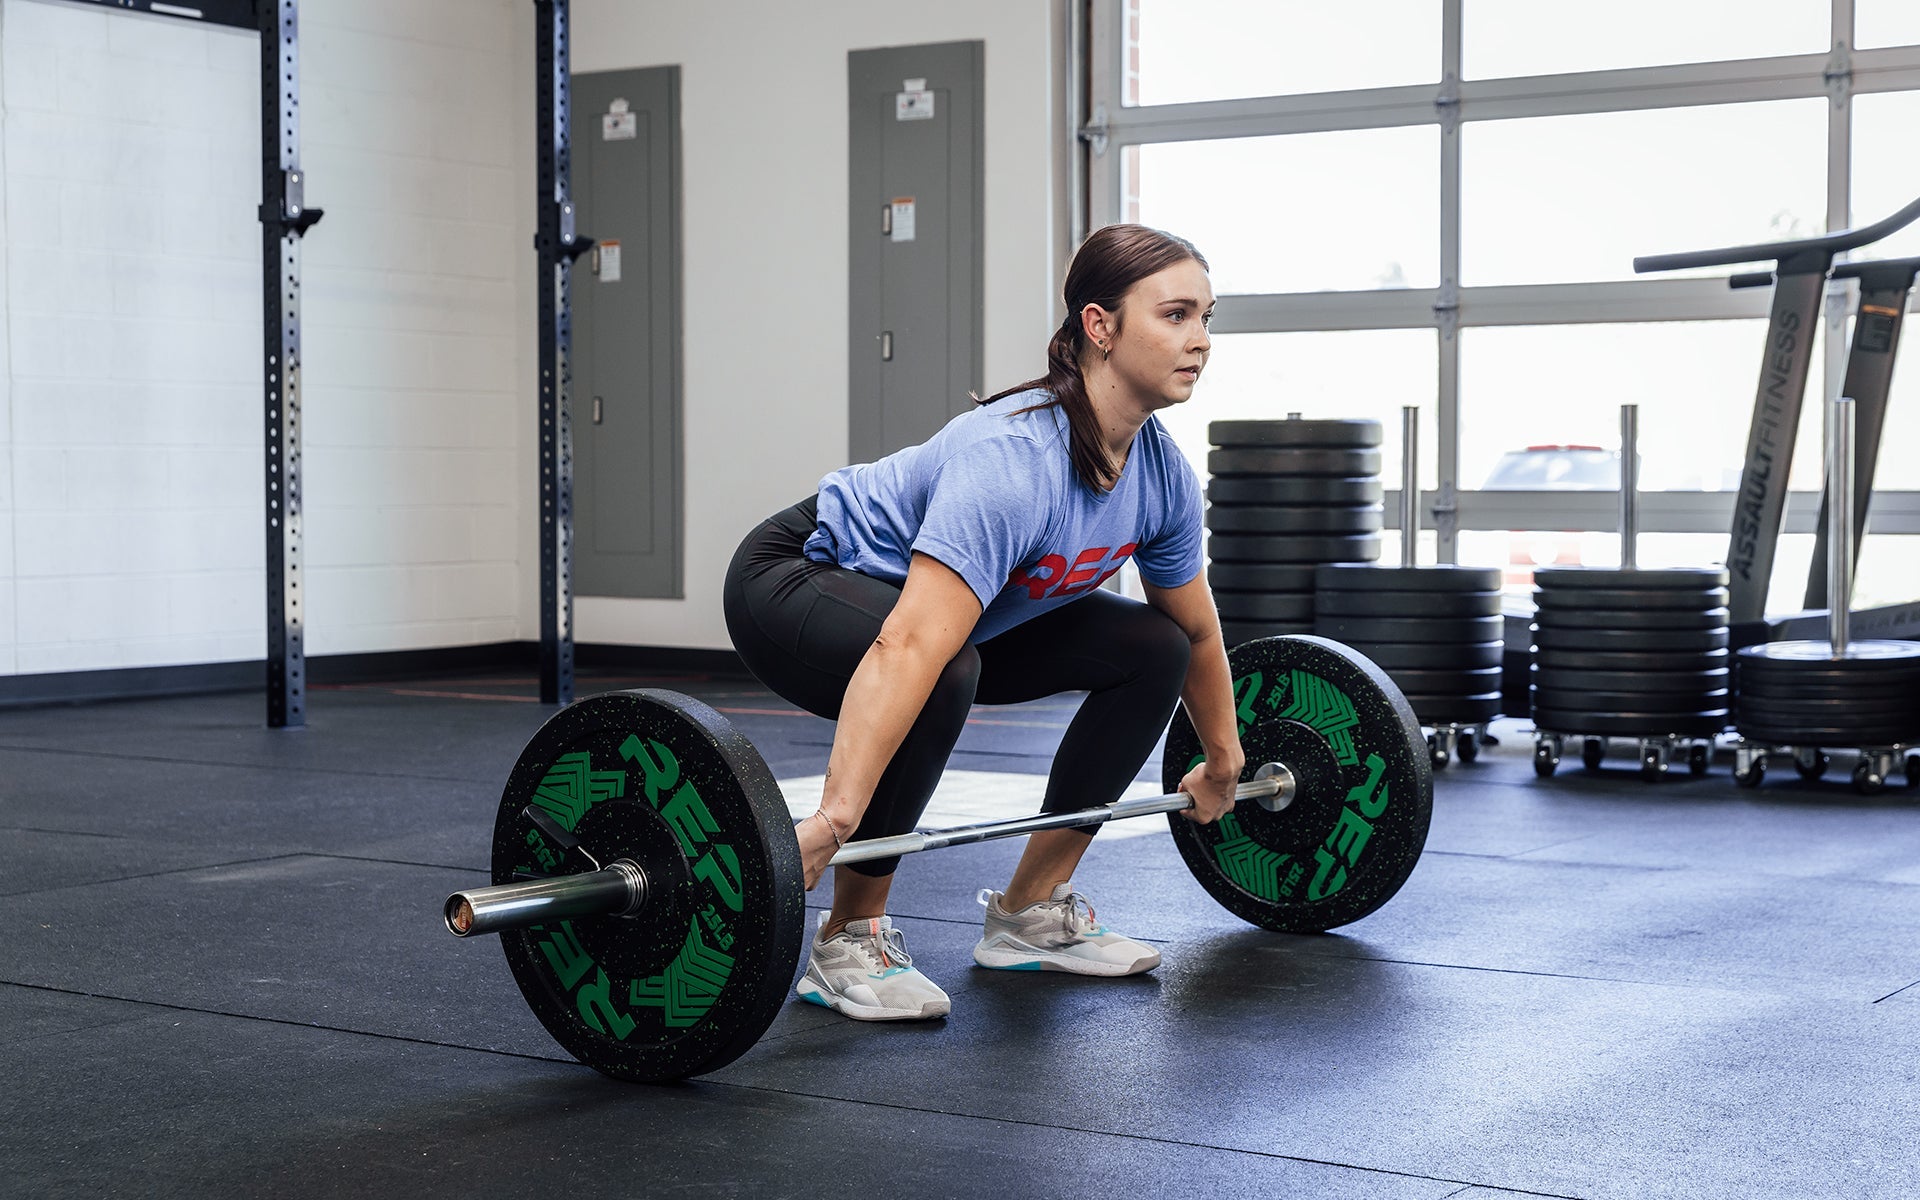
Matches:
[1314,564,1505,764]
[1732,641,1920,792]
[1529,566,1732,775]
[1206,418,1384,645]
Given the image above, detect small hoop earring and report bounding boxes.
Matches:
[1099,341,1110,360]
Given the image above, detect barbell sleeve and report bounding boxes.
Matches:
[444,859,648,938]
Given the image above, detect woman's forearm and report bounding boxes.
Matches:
[1180,629,1246,777]
[816,631,956,829]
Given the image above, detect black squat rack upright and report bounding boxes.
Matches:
[532,0,595,708]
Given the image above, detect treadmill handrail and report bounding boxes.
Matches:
[1728,255,1920,290]
[1633,193,1920,274]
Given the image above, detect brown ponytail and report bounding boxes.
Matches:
[980,224,1208,493]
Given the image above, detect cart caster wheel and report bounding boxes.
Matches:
[1640,751,1665,781]
[1733,760,1765,788]
[1688,743,1709,776]
[1906,753,1920,787]
[1581,737,1605,771]
[1533,743,1557,778]
[1428,734,1449,769]
[1795,749,1827,781]
[1854,762,1886,796]
[1456,733,1479,764]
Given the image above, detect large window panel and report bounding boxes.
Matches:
[1134,127,1439,295]
[1093,1,1920,560]
[1857,2,1920,49]
[1463,0,1829,80]
[1455,530,1854,616]
[1755,534,1814,617]
[1871,323,1920,490]
[1167,329,1439,491]
[1460,321,1830,494]
[1850,91,1920,261]
[1461,101,1828,286]
[1457,531,1735,599]
[1131,0,1438,107]
[1853,536,1920,609]
[1459,531,1911,610]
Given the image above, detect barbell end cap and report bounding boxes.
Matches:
[1252,762,1297,813]
[445,895,477,937]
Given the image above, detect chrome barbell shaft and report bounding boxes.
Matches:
[443,766,1294,936]
[826,765,1293,866]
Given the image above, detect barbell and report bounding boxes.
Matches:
[441,635,1434,1083]
[447,764,1296,937]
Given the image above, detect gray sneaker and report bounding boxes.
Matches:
[795,915,950,1021]
[972,883,1161,976]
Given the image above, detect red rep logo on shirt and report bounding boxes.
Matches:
[1006,543,1139,600]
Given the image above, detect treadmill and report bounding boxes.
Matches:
[1633,193,1920,645]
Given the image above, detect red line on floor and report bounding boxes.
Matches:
[384,688,542,703]
[313,684,540,703]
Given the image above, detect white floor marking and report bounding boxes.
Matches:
[777,770,1170,842]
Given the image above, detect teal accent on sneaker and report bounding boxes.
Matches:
[972,883,1161,977]
[793,915,951,1021]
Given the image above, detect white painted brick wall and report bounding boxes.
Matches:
[0,24,12,674]
[0,0,529,676]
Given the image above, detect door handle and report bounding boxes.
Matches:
[880,332,893,362]
[592,396,604,424]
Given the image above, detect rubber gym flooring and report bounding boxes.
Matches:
[2,666,1917,1199]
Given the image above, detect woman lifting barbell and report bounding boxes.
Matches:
[722,224,1244,1022]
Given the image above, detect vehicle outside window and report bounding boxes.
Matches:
[1481,445,1619,491]
[1482,445,1619,588]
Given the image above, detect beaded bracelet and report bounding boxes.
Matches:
[813,809,846,849]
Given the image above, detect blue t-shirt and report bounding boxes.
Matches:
[804,389,1205,643]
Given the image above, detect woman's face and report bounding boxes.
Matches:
[1096,259,1215,410]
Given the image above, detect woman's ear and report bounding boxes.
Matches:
[1079,303,1117,356]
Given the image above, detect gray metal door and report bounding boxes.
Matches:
[573,67,682,598]
[848,42,985,463]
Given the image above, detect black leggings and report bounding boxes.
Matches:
[723,497,1192,877]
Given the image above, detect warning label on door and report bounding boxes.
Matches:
[603,98,638,140]
[889,198,916,243]
[896,88,935,121]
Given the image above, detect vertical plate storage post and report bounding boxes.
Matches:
[534,0,592,706]
[259,0,323,727]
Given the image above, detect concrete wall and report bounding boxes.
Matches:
[569,0,1070,649]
